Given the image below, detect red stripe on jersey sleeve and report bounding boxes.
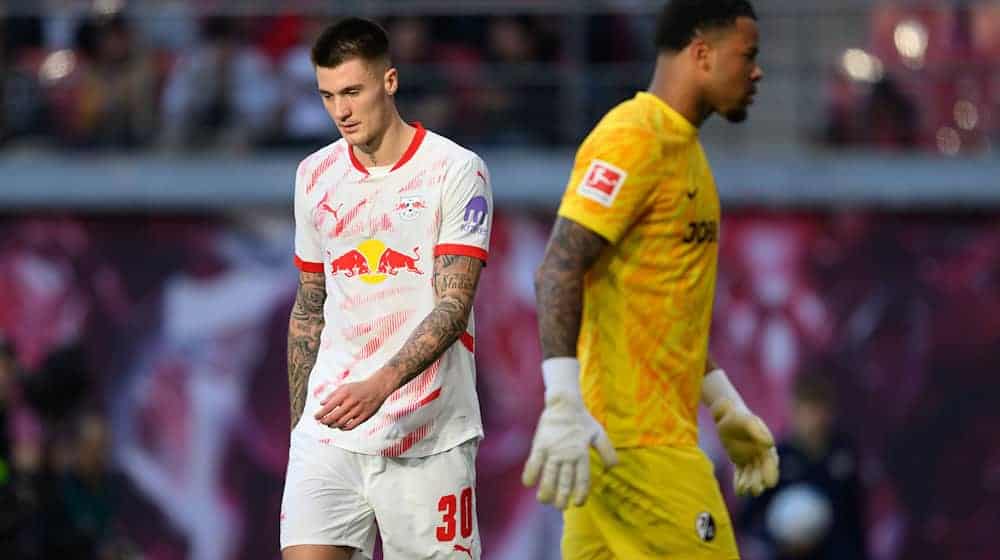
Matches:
[294,255,324,273]
[435,244,488,262]
[460,332,474,353]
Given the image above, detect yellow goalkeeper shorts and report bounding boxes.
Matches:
[561,445,739,559]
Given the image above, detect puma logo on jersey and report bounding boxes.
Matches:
[454,544,474,558]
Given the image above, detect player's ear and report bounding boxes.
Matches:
[690,36,713,73]
[383,65,398,96]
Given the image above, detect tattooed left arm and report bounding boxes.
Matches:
[314,254,483,429]
[383,254,482,385]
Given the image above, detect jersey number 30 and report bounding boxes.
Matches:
[436,487,474,541]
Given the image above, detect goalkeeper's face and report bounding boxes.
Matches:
[701,17,762,123]
[316,56,399,147]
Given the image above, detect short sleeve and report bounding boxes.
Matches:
[436,156,492,263]
[557,126,664,244]
[293,159,324,273]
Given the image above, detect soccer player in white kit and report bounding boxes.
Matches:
[281,18,492,560]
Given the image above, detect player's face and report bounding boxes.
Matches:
[316,57,398,146]
[704,17,762,123]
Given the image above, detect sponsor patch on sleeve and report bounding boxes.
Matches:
[577,159,628,207]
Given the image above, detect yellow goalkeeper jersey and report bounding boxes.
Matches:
[557,91,720,448]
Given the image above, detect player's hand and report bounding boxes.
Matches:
[521,394,618,510]
[712,398,780,496]
[314,374,394,430]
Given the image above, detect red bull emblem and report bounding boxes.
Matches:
[329,249,369,277]
[328,240,422,284]
[378,247,422,275]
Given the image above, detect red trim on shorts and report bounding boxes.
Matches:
[294,255,324,273]
[435,244,488,263]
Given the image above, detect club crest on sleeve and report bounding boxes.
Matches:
[695,512,716,542]
[577,159,627,207]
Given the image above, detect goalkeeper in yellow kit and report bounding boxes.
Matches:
[522,1,777,558]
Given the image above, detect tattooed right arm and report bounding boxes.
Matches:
[288,270,326,430]
[535,217,608,359]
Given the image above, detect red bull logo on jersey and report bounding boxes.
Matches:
[328,240,423,284]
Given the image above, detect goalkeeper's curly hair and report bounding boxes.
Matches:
[655,0,758,52]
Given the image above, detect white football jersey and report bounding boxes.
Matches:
[292,123,492,457]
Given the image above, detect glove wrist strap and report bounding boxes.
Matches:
[542,357,582,402]
[703,368,750,412]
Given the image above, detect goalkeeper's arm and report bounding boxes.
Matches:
[521,217,618,510]
[702,356,780,496]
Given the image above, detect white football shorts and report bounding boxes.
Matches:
[280,429,481,559]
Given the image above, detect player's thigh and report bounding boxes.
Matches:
[282,544,358,560]
[588,446,739,559]
[371,438,481,559]
[561,503,615,560]
[280,431,378,558]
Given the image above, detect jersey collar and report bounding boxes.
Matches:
[636,92,697,137]
[348,122,426,175]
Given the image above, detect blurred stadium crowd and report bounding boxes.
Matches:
[1,338,135,559]
[822,1,1000,154]
[0,10,586,150]
[0,2,998,153]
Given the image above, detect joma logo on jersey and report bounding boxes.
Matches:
[682,220,718,244]
[578,159,627,207]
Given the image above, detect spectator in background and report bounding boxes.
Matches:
[60,411,129,560]
[161,16,280,152]
[864,75,919,150]
[0,335,17,558]
[0,15,49,147]
[385,16,452,134]
[278,18,336,148]
[0,341,83,559]
[740,372,868,560]
[66,14,157,149]
[581,13,644,128]
[475,16,560,145]
[821,70,861,147]
[0,16,8,145]
[0,335,14,478]
[0,335,48,559]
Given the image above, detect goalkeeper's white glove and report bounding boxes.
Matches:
[521,358,618,510]
[703,368,780,497]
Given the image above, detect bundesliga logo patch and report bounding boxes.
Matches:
[577,159,627,207]
[461,195,489,236]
